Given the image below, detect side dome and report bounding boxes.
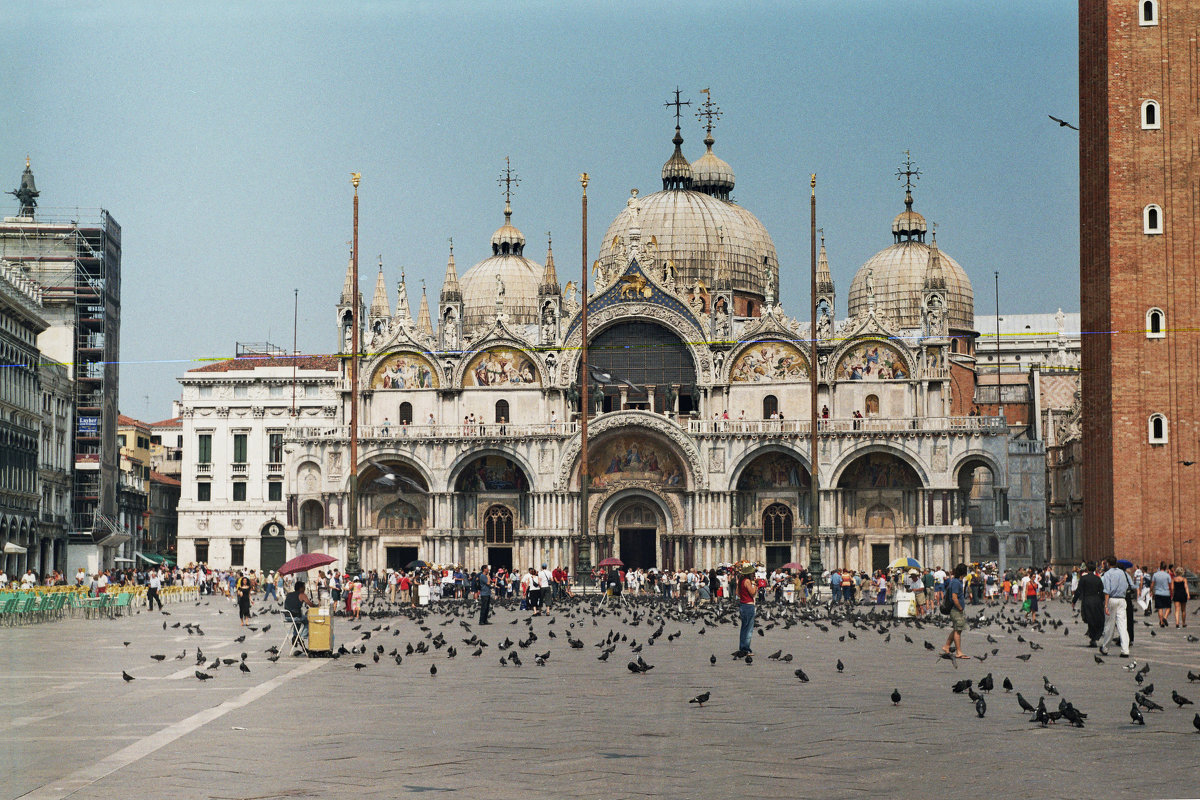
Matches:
[459,209,542,331]
[847,241,974,331]
[690,133,735,200]
[596,188,776,301]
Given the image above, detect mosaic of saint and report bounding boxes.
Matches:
[456,456,530,492]
[730,342,809,382]
[736,453,809,491]
[464,349,541,387]
[836,342,909,381]
[838,453,920,490]
[588,435,685,489]
[377,499,422,530]
[371,353,438,389]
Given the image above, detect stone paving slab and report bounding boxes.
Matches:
[2,596,1199,799]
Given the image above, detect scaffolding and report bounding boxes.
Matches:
[0,207,122,543]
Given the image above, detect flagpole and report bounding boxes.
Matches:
[809,173,823,577]
[578,173,590,582]
[348,172,362,576]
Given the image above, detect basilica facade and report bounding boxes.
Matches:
[278,117,1030,576]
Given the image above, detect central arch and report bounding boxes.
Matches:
[578,320,698,414]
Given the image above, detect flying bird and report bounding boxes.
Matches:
[689,692,711,707]
[1048,115,1079,130]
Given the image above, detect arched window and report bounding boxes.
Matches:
[1148,413,1168,444]
[484,504,514,544]
[1141,99,1160,129]
[865,394,880,416]
[763,503,793,543]
[398,402,413,424]
[1140,0,1158,25]
[495,399,509,424]
[1144,204,1163,234]
[762,394,778,419]
[1146,308,1165,339]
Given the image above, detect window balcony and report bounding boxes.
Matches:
[196,463,212,475]
[231,463,248,475]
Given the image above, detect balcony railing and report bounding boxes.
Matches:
[231,463,248,475]
[282,414,1006,444]
[196,463,212,475]
[687,415,1008,436]
[286,422,580,442]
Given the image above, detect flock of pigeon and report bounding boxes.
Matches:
[119,592,1200,735]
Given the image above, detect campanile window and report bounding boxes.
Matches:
[1143,204,1162,234]
[1141,100,1160,129]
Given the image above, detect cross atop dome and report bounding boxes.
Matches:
[664,87,692,126]
[498,156,520,216]
[896,150,921,194]
[696,88,722,138]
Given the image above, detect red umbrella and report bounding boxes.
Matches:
[278,552,337,576]
[781,562,804,570]
[597,557,624,567]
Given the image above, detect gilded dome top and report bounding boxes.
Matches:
[690,134,735,200]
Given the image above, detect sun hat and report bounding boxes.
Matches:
[737,562,756,576]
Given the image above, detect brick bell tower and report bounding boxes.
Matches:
[1080,0,1200,566]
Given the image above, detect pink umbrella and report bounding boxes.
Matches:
[597,557,624,567]
[782,562,804,570]
[278,552,337,576]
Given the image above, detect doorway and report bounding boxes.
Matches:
[766,545,790,572]
[387,546,418,571]
[487,546,513,572]
[871,543,890,574]
[259,535,286,574]
[619,528,657,570]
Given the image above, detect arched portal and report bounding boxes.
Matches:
[838,452,923,572]
[607,496,665,570]
[584,321,697,415]
[732,449,810,534]
[453,453,531,542]
[957,456,1006,561]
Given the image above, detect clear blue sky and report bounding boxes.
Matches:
[2,0,1078,420]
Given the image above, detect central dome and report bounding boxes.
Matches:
[597,190,776,301]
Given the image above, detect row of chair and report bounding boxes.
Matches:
[0,584,202,625]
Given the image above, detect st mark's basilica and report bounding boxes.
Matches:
[277,103,1028,577]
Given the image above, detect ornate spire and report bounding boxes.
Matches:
[339,247,358,306]
[369,257,391,318]
[395,266,413,325]
[416,280,433,336]
[9,156,38,217]
[439,238,461,303]
[816,229,834,296]
[539,232,560,296]
[661,87,694,191]
[924,227,946,291]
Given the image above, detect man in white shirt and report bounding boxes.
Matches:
[147,568,164,611]
[21,569,36,589]
[537,564,553,610]
[0,571,8,590]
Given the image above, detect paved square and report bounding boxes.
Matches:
[3,594,1198,799]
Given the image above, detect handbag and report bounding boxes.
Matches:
[1021,598,1032,613]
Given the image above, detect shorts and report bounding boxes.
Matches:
[1154,594,1171,610]
[949,607,966,632]
[913,589,926,603]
